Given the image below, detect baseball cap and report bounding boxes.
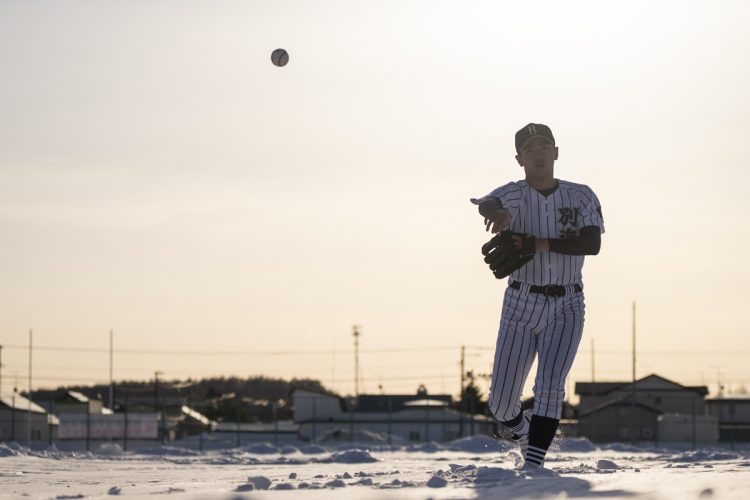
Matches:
[515,123,555,153]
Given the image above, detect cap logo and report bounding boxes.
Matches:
[528,125,537,135]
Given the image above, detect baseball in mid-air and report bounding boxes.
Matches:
[271,48,289,67]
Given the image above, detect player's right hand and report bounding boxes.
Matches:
[484,209,511,233]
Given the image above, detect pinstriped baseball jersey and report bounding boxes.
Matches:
[484,179,604,286]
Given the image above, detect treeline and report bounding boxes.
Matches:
[30,376,336,422]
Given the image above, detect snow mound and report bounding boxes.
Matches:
[444,463,518,484]
[270,456,306,465]
[556,437,598,452]
[474,466,519,483]
[299,444,327,454]
[319,449,378,464]
[405,442,442,453]
[597,459,620,470]
[379,478,416,489]
[204,455,261,465]
[447,435,514,454]
[669,450,740,462]
[555,463,599,474]
[519,466,559,477]
[241,443,280,454]
[246,476,271,490]
[280,445,299,454]
[96,443,124,456]
[426,475,448,487]
[449,463,477,474]
[0,443,25,457]
[602,443,644,452]
[318,428,402,444]
[136,446,202,457]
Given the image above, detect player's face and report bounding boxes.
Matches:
[515,137,558,181]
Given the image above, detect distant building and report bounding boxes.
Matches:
[57,412,159,443]
[577,374,708,415]
[175,406,214,439]
[292,388,493,443]
[706,394,750,442]
[49,391,108,415]
[0,393,59,443]
[575,374,714,443]
[578,399,660,442]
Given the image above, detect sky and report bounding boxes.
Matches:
[1,0,749,401]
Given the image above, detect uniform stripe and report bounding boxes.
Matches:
[525,445,547,466]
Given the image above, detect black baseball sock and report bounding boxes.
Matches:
[501,412,523,429]
[501,411,530,437]
[524,415,559,468]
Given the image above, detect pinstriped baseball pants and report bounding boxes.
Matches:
[488,283,585,421]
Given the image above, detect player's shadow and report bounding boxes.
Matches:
[474,474,636,499]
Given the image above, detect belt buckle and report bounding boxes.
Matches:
[543,285,553,297]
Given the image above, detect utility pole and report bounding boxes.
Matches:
[591,338,595,386]
[109,329,114,410]
[352,325,361,398]
[591,338,597,442]
[715,367,724,396]
[460,346,465,401]
[631,302,637,444]
[28,330,33,447]
[154,371,163,442]
[459,346,466,438]
[632,302,636,387]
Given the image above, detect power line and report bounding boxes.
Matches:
[5,343,749,356]
[1,344,462,356]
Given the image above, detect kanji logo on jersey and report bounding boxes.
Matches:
[558,207,579,226]
[558,207,579,238]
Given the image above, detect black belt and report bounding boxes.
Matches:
[509,281,582,297]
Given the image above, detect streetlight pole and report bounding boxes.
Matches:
[352,325,361,398]
[109,330,114,410]
[154,371,163,442]
[28,330,33,447]
[631,302,637,444]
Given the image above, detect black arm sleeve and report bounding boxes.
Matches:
[547,226,601,256]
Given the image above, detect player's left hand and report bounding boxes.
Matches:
[481,231,535,279]
[511,234,536,257]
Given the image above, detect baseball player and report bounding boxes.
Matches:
[471,123,604,470]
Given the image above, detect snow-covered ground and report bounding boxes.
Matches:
[2,436,750,499]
